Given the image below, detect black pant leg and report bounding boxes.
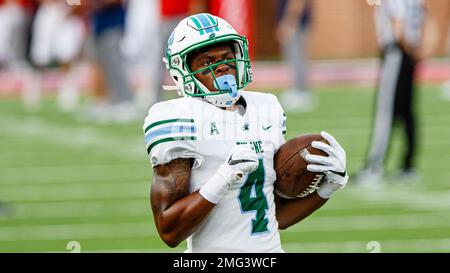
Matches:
[393,50,417,171]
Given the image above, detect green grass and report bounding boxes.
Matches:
[1,84,450,253]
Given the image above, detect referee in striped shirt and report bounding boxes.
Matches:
[357,0,425,184]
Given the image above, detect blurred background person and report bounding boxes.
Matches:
[0,0,37,109]
[84,0,137,123]
[28,0,86,112]
[356,0,426,185]
[276,0,314,112]
[122,0,160,112]
[0,0,29,69]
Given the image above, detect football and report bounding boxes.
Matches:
[274,134,329,199]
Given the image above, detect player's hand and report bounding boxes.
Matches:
[219,143,259,184]
[200,143,259,204]
[305,131,348,199]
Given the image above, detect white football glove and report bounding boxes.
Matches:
[305,131,348,199]
[200,143,259,204]
[224,143,260,179]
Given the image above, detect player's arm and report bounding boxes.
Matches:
[151,144,259,247]
[275,131,348,229]
[151,158,215,248]
[275,192,327,229]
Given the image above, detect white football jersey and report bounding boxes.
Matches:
[143,91,287,253]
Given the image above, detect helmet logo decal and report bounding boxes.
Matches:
[167,31,175,46]
[189,14,219,35]
[166,31,175,55]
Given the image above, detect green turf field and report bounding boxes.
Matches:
[1,84,449,253]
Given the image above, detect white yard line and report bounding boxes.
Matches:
[0,183,148,202]
[339,185,450,211]
[283,212,450,233]
[1,212,450,242]
[82,248,180,253]
[0,200,148,220]
[53,238,450,253]
[0,222,158,242]
[282,238,450,253]
[0,116,144,160]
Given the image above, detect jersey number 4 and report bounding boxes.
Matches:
[238,159,269,234]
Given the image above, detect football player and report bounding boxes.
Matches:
[143,13,348,252]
